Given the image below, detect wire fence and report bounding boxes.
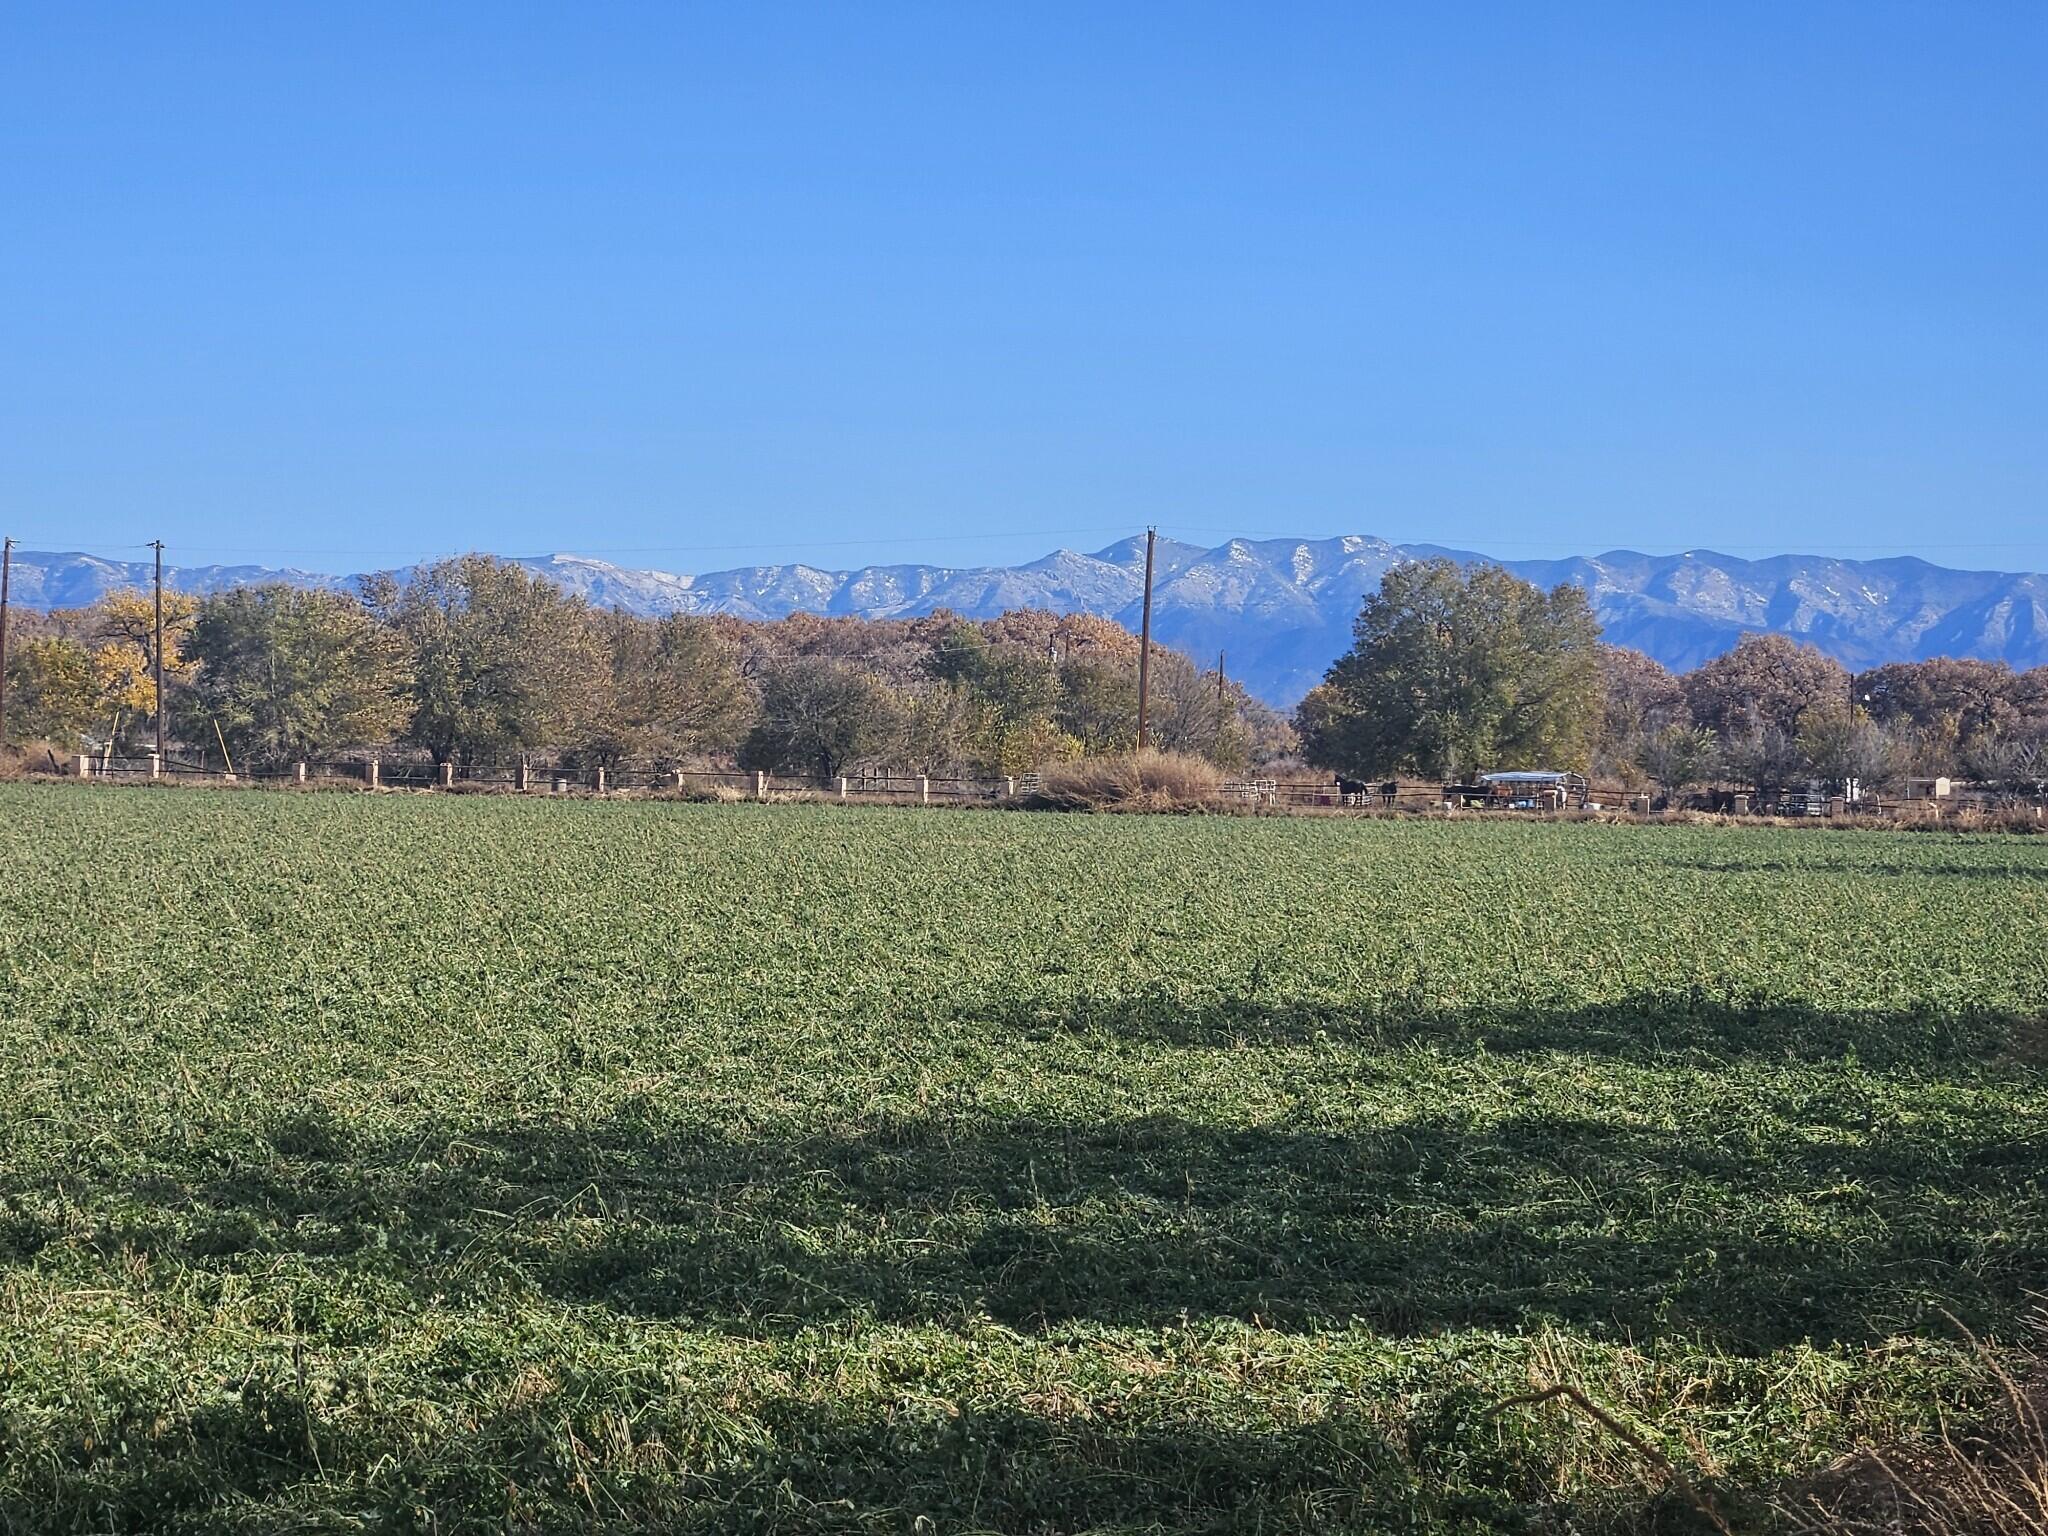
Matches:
[48,751,2047,822]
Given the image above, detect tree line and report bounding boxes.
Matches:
[1,554,1290,777]
[1297,558,2048,801]
[8,552,2046,799]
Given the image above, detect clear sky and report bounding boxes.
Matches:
[4,3,2045,575]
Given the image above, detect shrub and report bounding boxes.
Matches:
[1030,749,1224,812]
[0,742,68,781]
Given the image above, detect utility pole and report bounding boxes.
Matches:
[1136,527,1156,749]
[1216,648,1227,744]
[0,537,13,750]
[150,541,166,763]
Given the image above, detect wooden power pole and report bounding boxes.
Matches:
[1135,527,1156,750]
[0,537,13,749]
[150,540,166,762]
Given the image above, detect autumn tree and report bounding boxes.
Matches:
[1298,559,1603,780]
[1682,633,1848,740]
[1594,645,1688,781]
[181,586,412,766]
[2,637,100,746]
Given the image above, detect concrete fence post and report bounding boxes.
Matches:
[149,753,162,780]
[672,768,686,790]
[1828,795,1846,819]
[553,777,568,795]
[918,775,930,806]
[753,771,768,800]
[1730,791,1748,815]
[516,762,530,792]
[77,754,91,779]
[294,762,307,785]
[593,766,607,794]
[438,762,454,789]
[1002,776,1015,799]
[366,758,380,790]
[836,776,848,800]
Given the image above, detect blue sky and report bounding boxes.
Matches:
[4,4,2044,575]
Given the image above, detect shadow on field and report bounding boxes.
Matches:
[979,989,2040,1068]
[1668,857,2048,883]
[13,1373,1696,1535]
[11,1049,2037,1353]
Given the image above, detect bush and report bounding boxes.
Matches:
[1030,749,1224,812]
[0,742,68,781]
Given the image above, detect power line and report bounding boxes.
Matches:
[6,525,2047,565]
[0,524,1149,563]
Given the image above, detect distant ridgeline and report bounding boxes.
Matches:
[9,535,2048,706]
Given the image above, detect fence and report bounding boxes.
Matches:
[63,753,1025,803]
[54,753,2047,822]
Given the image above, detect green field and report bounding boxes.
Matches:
[1,784,2042,1533]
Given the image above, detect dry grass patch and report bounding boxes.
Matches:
[1031,748,1224,811]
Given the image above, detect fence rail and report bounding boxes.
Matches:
[50,751,2047,821]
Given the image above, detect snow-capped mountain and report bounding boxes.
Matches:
[11,538,2046,705]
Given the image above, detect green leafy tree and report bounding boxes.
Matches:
[1298,559,1603,780]
[739,657,899,781]
[181,586,412,766]
[1634,723,1719,803]
[1721,723,1804,802]
[1054,656,1138,755]
[576,612,754,768]
[375,556,602,765]
[1797,707,1903,793]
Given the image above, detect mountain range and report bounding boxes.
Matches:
[11,537,2047,706]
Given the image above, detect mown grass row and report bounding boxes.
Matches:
[0,784,2043,1531]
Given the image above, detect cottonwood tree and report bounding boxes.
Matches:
[1298,559,1603,780]
[1595,645,1688,780]
[1683,633,1848,740]
[2,636,100,746]
[181,586,412,767]
[576,611,754,768]
[739,656,900,781]
[373,556,603,766]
